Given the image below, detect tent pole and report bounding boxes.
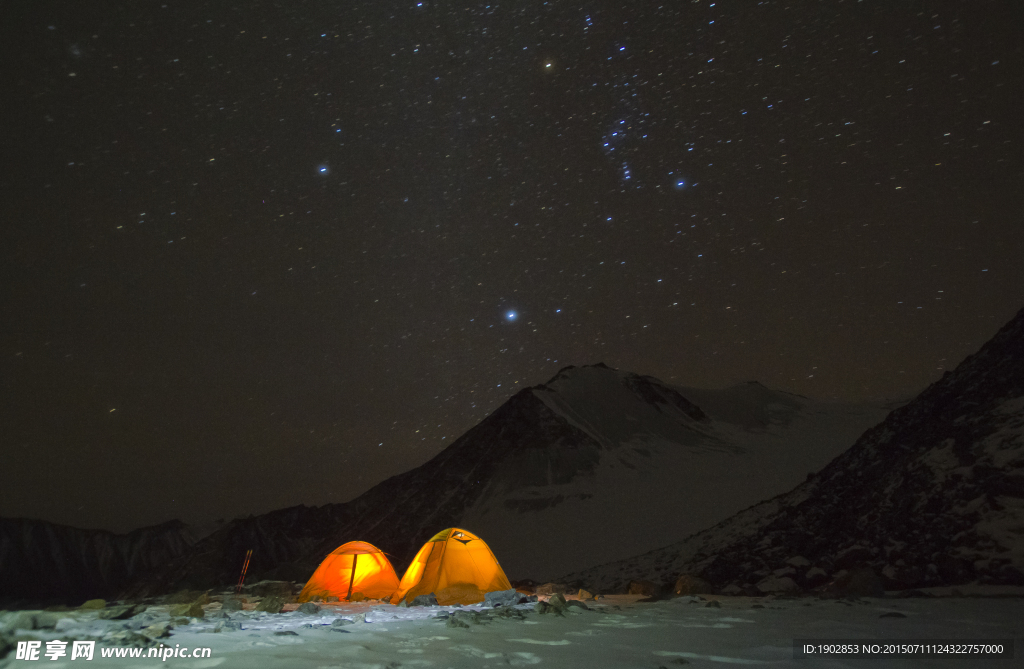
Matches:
[347,553,358,600]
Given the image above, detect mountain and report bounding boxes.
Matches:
[562,308,1024,594]
[0,517,196,603]
[126,364,888,596]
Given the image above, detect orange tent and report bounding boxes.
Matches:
[394,528,511,606]
[297,541,400,603]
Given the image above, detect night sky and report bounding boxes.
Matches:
[2,1,1021,533]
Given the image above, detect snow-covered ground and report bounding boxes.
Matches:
[3,593,1019,668]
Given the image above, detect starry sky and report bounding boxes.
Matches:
[2,0,1021,533]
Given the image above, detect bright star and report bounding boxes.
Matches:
[317,164,330,175]
[505,310,518,321]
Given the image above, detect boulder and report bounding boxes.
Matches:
[484,589,522,608]
[786,556,811,568]
[535,583,568,596]
[255,596,285,613]
[803,567,829,588]
[221,596,244,612]
[673,574,712,595]
[824,568,885,598]
[297,602,321,615]
[99,603,147,620]
[80,599,107,610]
[627,580,660,596]
[833,545,873,570]
[756,576,801,595]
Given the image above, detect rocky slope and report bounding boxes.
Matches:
[562,308,1024,594]
[125,364,887,595]
[0,518,196,603]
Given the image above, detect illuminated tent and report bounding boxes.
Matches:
[394,527,512,606]
[297,541,400,603]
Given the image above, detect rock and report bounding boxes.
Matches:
[719,584,743,596]
[803,567,829,588]
[297,602,321,615]
[786,556,811,568]
[166,589,206,604]
[535,583,568,596]
[627,580,660,596]
[256,596,285,613]
[221,596,243,611]
[169,601,205,618]
[566,600,590,611]
[833,545,873,570]
[397,599,409,608]
[99,603,147,620]
[772,566,797,578]
[54,617,79,632]
[704,600,721,608]
[247,581,297,599]
[578,589,595,600]
[410,593,438,607]
[351,613,367,624]
[756,575,801,595]
[446,615,470,629]
[484,588,522,608]
[349,592,366,602]
[141,622,173,639]
[533,601,550,615]
[673,574,713,595]
[332,618,355,627]
[879,611,907,618]
[80,599,107,610]
[547,592,568,614]
[825,568,885,598]
[8,612,39,631]
[0,631,13,661]
[327,595,340,602]
[273,630,298,636]
[32,612,60,629]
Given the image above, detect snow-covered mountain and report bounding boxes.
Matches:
[0,518,196,602]
[129,364,888,596]
[563,308,1024,593]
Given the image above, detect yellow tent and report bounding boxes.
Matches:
[297,541,400,603]
[394,528,512,606]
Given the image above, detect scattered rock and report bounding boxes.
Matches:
[256,596,285,613]
[410,593,438,607]
[80,599,106,610]
[673,574,713,596]
[297,602,321,615]
[627,580,660,596]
